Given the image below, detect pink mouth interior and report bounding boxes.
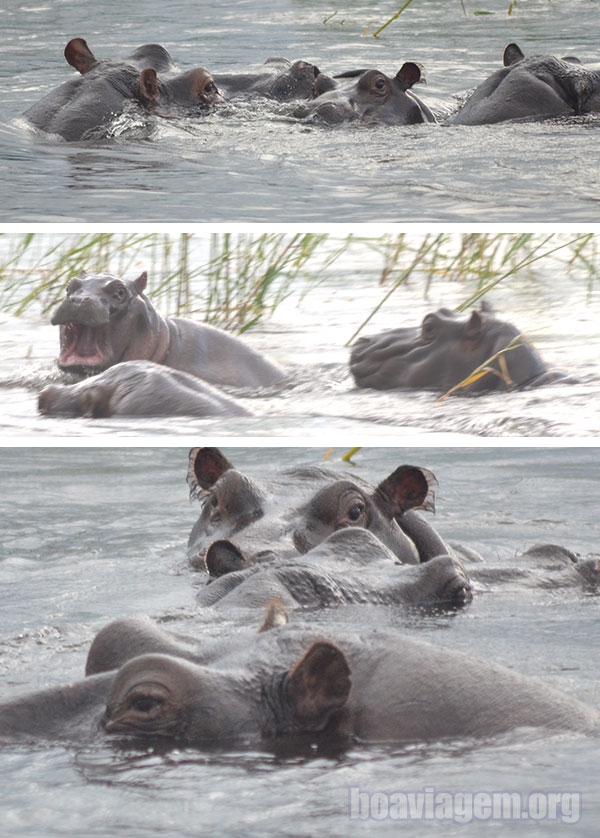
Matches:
[60,323,106,367]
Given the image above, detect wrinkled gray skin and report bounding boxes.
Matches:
[24,38,223,141]
[214,57,320,101]
[37,360,251,418]
[350,306,549,393]
[3,624,597,746]
[50,271,284,388]
[293,63,436,125]
[451,43,600,125]
[186,447,450,571]
[198,529,472,611]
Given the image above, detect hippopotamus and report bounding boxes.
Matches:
[50,271,284,388]
[3,623,597,747]
[37,360,251,418]
[450,43,600,125]
[24,38,223,141]
[470,544,600,591]
[213,57,320,101]
[293,63,436,125]
[349,306,550,394]
[187,447,451,571]
[197,529,472,611]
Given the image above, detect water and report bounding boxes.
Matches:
[1,0,599,221]
[1,446,599,837]
[1,237,599,437]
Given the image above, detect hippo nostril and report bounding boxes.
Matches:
[251,550,276,563]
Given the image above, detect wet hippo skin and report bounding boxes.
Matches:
[350,306,550,393]
[450,43,600,125]
[186,447,450,570]
[198,529,473,611]
[50,271,285,388]
[214,57,320,100]
[293,62,436,125]
[3,625,597,746]
[37,360,252,418]
[24,38,223,141]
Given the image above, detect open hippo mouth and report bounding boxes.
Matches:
[58,322,110,371]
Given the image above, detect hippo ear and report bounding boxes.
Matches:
[465,309,485,338]
[258,598,289,633]
[285,642,351,731]
[139,68,160,102]
[376,465,437,516]
[132,272,148,296]
[64,38,97,74]
[395,62,425,90]
[80,386,113,419]
[503,43,525,66]
[187,447,234,496]
[205,540,247,578]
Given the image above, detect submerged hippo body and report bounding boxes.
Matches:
[24,38,222,141]
[186,447,450,571]
[38,360,251,418]
[50,271,284,388]
[214,58,320,101]
[198,529,472,611]
[451,43,600,125]
[4,624,597,746]
[350,306,549,394]
[293,63,436,125]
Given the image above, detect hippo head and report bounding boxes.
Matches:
[350,306,547,394]
[102,644,351,744]
[186,447,437,575]
[64,38,223,118]
[269,60,321,100]
[294,61,429,125]
[50,270,167,374]
[140,67,224,113]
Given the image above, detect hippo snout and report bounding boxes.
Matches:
[51,296,110,328]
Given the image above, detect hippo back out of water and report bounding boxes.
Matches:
[24,38,223,141]
[350,305,551,394]
[451,43,600,125]
[50,271,284,389]
[38,360,252,418]
[214,57,320,101]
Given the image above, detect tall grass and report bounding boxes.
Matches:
[0,232,596,335]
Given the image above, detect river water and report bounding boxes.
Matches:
[1,235,599,437]
[0,446,598,836]
[1,0,599,222]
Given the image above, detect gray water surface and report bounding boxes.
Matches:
[0,447,599,837]
[1,0,600,221]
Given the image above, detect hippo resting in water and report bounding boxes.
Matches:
[199,529,472,611]
[293,62,436,125]
[214,57,320,101]
[350,306,552,394]
[24,38,223,141]
[50,271,284,388]
[38,360,251,418]
[450,43,600,125]
[2,623,598,747]
[186,447,450,571]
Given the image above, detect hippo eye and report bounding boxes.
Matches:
[112,285,127,302]
[374,79,386,91]
[210,494,219,509]
[347,504,364,522]
[131,695,163,714]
